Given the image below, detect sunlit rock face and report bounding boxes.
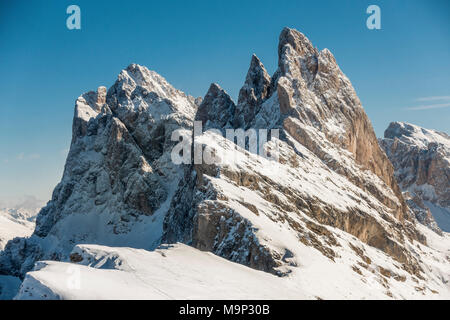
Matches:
[163,27,427,279]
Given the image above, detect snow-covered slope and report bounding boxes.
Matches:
[162,129,450,298]
[16,244,307,300]
[0,208,38,299]
[16,237,450,300]
[0,208,36,250]
[380,122,450,233]
[383,122,450,150]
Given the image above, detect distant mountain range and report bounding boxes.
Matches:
[380,122,450,233]
[0,207,38,250]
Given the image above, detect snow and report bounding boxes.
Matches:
[0,209,35,250]
[15,231,450,300]
[0,275,22,300]
[15,244,308,300]
[163,130,450,299]
[390,122,450,150]
[27,176,180,258]
[0,209,37,299]
[117,64,197,120]
[196,130,399,224]
[75,96,100,122]
[425,201,450,232]
[382,121,449,232]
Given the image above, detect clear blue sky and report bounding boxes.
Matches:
[0,0,449,204]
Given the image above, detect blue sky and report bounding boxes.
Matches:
[0,0,449,204]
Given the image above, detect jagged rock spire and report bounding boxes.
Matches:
[278,27,318,62]
[274,27,409,221]
[238,54,271,105]
[196,83,235,130]
[234,54,271,128]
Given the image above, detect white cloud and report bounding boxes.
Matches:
[406,102,450,111]
[416,96,450,102]
[13,195,45,212]
[0,195,45,212]
[407,95,450,110]
[28,153,40,160]
[15,153,41,161]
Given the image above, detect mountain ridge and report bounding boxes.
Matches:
[1,27,449,299]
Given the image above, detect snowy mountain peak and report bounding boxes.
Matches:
[274,28,409,222]
[0,208,37,251]
[278,27,318,62]
[108,63,197,121]
[384,121,450,150]
[117,64,174,98]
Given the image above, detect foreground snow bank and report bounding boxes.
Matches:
[16,243,308,300]
[15,230,450,300]
[0,275,22,299]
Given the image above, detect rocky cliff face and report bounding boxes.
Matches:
[0,64,197,277]
[380,122,450,233]
[163,28,424,276]
[1,28,449,299]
